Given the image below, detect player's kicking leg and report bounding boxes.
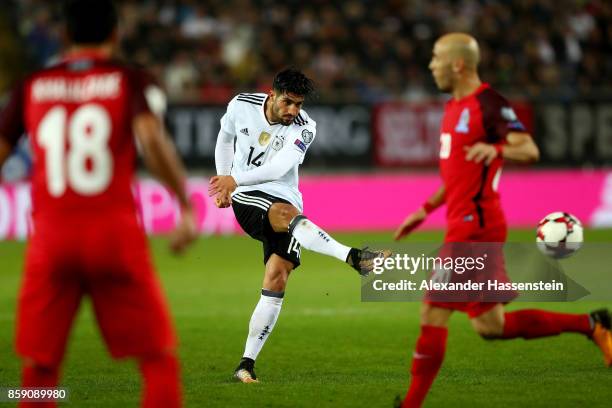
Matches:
[232,200,391,383]
[277,203,391,275]
[470,304,612,366]
[234,254,292,383]
[400,304,612,408]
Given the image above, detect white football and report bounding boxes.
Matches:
[536,212,583,259]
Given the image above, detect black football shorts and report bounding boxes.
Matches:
[232,190,301,268]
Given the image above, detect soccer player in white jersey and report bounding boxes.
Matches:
[210,68,391,383]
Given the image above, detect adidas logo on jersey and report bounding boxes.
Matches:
[240,128,249,136]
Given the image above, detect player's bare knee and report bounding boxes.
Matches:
[420,304,452,326]
[264,269,289,291]
[419,305,431,323]
[269,203,299,232]
[472,321,504,340]
[471,304,505,339]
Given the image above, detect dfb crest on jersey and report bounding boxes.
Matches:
[301,129,313,144]
[272,137,284,151]
[258,132,271,146]
[455,108,470,133]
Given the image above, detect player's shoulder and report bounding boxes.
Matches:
[291,109,316,129]
[475,83,509,106]
[475,84,525,132]
[22,61,67,85]
[15,62,75,95]
[232,92,267,107]
[226,92,266,116]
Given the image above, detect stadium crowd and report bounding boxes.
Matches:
[7,0,612,103]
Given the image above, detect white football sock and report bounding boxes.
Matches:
[242,290,284,361]
[289,215,352,262]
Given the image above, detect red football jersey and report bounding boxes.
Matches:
[0,52,161,216]
[439,83,526,227]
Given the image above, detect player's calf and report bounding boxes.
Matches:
[262,255,293,292]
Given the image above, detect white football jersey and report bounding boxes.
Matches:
[219,92,316,211]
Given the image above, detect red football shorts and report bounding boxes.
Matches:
[426,217,517,318]
[16,211,176,366]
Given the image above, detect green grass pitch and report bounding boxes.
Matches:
[1,229,611,407]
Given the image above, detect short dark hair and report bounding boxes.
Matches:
[63,0,118,45]
[272,68,315,97]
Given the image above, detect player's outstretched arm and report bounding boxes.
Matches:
[501,132,540,163]
[133,112,197,254]
[393,185,445,241]
[208,147,302,200]
[464,132,539,165]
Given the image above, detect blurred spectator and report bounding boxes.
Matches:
[181,5,218,39]
[7,0,612,103]
[164,50,199,101]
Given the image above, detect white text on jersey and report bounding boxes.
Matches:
[32,73,121,103]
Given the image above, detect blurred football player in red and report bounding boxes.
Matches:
[394,33,612,407]
[0,1,197,406]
